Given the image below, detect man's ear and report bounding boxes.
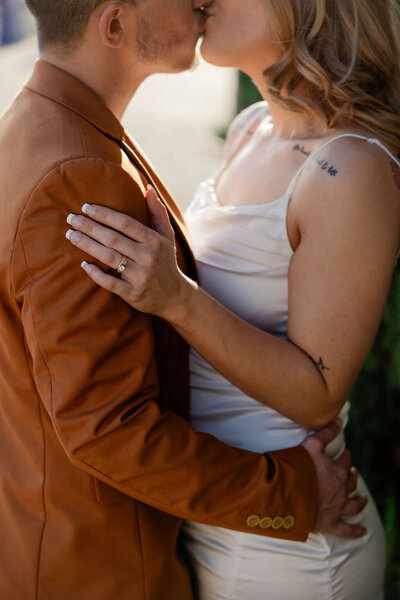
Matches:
[98,2,127,48]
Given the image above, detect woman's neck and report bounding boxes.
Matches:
[250,70,333,140]
[264,95,333,140]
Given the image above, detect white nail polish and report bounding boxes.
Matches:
[82,203,91,213]
[66,213,76,225]
[65,229,74,240]
[147,184,156,192]
[81,261,88,269]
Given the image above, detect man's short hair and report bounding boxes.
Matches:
[24,1,136,50]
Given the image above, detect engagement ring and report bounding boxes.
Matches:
[116,255,128,274]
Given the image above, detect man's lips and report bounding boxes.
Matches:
[194,1,215,35]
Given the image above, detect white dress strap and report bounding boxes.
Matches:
[286,133,400,196]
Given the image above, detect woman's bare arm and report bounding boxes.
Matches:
[66,141,400,429]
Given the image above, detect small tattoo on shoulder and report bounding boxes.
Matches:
[293,144,338,177]
[312,153,339,177]
[293,143,310,157]
[316,357,330,372]
[390,159,400,190]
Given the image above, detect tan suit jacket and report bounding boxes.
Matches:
[0,60,317,599]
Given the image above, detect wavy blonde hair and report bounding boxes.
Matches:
[261,0,400,152]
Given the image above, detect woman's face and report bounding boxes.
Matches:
[197,0,280,79]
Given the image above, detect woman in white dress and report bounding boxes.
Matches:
[66,0,400,598]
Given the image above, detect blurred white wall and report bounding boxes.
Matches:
[0,36,237,210]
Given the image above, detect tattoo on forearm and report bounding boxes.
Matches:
[293,144,338,177]
[390,159,400,190]
[316,357,331,372]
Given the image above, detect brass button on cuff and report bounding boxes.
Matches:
[247,515,261,528]
[283,515,295,529]
[260,517,272,529]
[272,516,284,530]
[248,514,294,530]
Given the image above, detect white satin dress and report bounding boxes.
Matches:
[181,104,394,600]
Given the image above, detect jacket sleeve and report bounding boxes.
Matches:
[12,157,318,542]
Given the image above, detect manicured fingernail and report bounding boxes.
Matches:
[82,203,91,213]
[66,213,76,225]
[81,261,91,273]
[65,229,74,240]
[147,184,156,192]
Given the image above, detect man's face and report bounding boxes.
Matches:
[131,0,205,72]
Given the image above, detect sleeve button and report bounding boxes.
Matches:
[272,516,284,529]
[283,515,295,529]
[247,515,261,527]
[260,517,272,529]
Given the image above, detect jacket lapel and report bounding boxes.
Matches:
[120,135,195,261]
[25,60,198,278]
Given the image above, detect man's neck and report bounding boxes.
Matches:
[40,47,146,121]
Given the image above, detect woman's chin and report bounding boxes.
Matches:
[199,39,234,68]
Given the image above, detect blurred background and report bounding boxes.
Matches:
[0,1,237,210]
[1,2,399,598]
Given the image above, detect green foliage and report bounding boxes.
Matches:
[347,262,400,599]
[237,72,262,113]
[237,71,400,597]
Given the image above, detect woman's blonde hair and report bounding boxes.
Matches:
[262,0,400,151]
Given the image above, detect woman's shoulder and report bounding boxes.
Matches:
[297,130,400,198]
[224,101,271,163]
[292,130,400,236]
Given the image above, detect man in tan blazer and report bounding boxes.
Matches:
[0,1,365,598]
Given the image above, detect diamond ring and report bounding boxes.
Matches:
[116,255,128,274]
